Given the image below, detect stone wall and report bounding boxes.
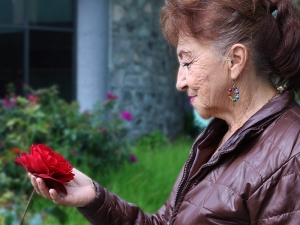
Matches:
[108,0,185,139]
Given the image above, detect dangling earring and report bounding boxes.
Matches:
[228,80,240,102]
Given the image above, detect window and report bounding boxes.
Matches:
[0,0,75,101]
[0,28,24,96]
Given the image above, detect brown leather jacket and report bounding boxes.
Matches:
[78,91,300,225]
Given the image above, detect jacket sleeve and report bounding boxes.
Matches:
[77,169,184,225]
[247,153,300,225]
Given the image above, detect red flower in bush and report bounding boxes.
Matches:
[121,111,133,121]
[2,96,17,109]
[27,93,39,103]
[14,144,74,195]
[129,154,138,163]
[106,93,118,100]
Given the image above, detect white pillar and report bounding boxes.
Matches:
[76,0,109,110]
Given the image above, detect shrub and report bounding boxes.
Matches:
[0,85,132,224]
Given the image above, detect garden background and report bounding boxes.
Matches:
[0,85,198,225]
[0,0,300,225]
[0,1,199,224]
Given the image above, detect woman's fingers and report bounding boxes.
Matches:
[36,177,51,199]
[28,173,63,202]
[29,173,42,195]
[49,189,63,204]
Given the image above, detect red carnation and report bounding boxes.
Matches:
[14,144,74,195]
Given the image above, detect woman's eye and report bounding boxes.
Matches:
[182,63,191,67]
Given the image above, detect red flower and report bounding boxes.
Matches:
[2,96,17,109]
[120,111,133,121]
[106,93,118,100]
[27,93,39,103]
[129,154,138,163]
[14,144,74,195]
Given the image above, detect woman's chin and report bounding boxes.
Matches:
[193,104,211,118]
[195,109,211,120]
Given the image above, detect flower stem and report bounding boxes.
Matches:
[20,189,35,225]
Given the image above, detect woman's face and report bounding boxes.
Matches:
[176,36,230,119]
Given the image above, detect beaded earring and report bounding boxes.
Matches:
[228,80,240,102]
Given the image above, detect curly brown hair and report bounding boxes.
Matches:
[161,0,300,90]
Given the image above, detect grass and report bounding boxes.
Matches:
[30,136,193,224]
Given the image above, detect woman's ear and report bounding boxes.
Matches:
[227,44,248,80]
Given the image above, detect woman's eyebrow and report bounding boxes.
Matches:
[177,50,191,60]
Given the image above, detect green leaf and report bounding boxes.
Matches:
[17,96,28,104]
[4,214,13,225]
[37,121,47,133]
[6,119,17,127]
[34,111,45,118]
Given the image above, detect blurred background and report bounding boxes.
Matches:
[0,1,208,224]
[4,0,298,224]
[0,0,199,140]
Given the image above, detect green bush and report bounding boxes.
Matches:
[0,85,132,224]
[136,130,168,151]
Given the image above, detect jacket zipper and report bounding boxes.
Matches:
[165,131,206,225]
[166,129,253,225]
[165,142,238,225]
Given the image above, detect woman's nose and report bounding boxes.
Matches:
[176,70,188,91]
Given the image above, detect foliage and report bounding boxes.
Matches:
[0,84,132,224]
[98,136,192,213]
[0,191,41,225]
[136,130,168,151]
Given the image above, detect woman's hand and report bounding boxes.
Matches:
[29,168,96,207]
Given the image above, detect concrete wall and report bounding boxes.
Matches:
[76,0,185,139]
[108,0,185,139]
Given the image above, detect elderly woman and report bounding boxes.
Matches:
[29,0,300,224]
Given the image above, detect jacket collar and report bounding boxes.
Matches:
[237,90,295,132]
[193,90,296,155]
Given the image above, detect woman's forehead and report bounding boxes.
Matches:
[177,35,210,51]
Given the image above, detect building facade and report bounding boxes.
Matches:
[0,0,185,139]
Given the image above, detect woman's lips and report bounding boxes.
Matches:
[189,96,196,104]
